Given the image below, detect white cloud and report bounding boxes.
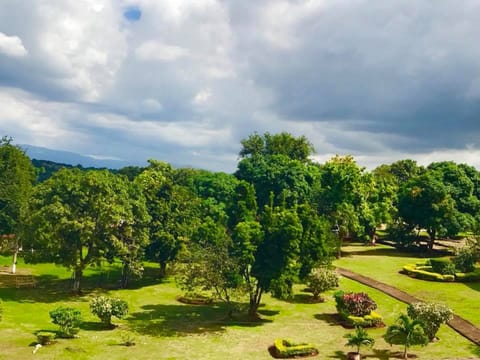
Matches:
[0,32,27,57]
[192,88,212,105]
[135,41,189,62]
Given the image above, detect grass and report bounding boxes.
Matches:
[0,255,478,359]
[336,242,480,328]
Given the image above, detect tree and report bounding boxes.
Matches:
[344,326,375,357]
[138,160,201,277]
[23,169,147,292]
[383,314,429,359]
[398,172,457,249]
[239,131,314,162]
[0,137,36,273]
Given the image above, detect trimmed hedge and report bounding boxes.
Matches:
[273,339,319,358]
[347,311,383,327]
[455,269,480,282]
[402,264,454,282]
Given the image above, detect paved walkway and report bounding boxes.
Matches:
[337,267,480,345]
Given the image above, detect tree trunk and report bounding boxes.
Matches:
[403,344,408,359]
[72,267,83,293]
[11,248,18,274]
[427,228,436,250]
[120,263,129,289]
[159,261,167,278]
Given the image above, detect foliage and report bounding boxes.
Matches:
[273,338,318,358]
[36,331,57,345]
[407,302,453,341]
[453,246,477,273]
[0,299,2,321]
[429,258,455,275]
[347,311,383,327]
[344,326,375,354]
[0,137,36,237]
[49,306,82,338]
[383,314,429,359]
[23,169,149,292]
[335,291,378,317]
[307,267,339,300]
[90,296,128,327]
[139,161,201,277]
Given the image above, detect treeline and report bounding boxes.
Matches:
[1,134,480,315]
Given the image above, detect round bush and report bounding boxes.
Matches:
[407,302,453,341]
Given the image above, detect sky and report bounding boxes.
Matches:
[1,0,480,172]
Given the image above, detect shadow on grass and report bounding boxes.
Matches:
[314,313,339,326]
[127,303,273,337]
[328,349,390,360]
[0,264,165,303]
[340,245,448,259]
[285,293,325,304]
[79,321,113,331]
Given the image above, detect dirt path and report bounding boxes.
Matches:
[337,267,480,345]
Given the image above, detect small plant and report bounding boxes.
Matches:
[344,326,375,357]
[90,296,128,328]
[307,267,339,301]
[120,330,136,346]
[407,302,453,341]
[36,331,56,345]
[383,314,428,359]
[49,306,82,338]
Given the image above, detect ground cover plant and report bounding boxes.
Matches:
[0,255,478,359]
[336,243,480,328]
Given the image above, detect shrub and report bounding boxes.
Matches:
[402,265,455,282]
[0,300,2,322]
[273,339,318,358]
[49,307,82,338]
[347,311,383,327]
[342,292,377,317]
[36,331,56,345]
[407,302,453,341]
[453,246,477,273]
[430,258,455,275]
[307,267,339,301]
[90,296,128,327]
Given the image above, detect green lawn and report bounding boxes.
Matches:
[0,255,478,359]
[336,243,480,328]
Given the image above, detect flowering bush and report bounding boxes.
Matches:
[307,267,339,301]
[453,246,477,273]
[90,296,128,327]
[407,302,453,341]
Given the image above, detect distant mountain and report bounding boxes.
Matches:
[20,144,135,169]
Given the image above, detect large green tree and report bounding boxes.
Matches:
[0,137,36,273]
[23,169,148,292]
[139,160,201,277]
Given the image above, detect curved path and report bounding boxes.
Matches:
[337,267,480,345]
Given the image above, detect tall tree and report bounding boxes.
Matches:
[139,160,200,277]
[0,137,36,273]
[23,169,147,292]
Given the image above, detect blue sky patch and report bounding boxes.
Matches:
[124,6,141,22]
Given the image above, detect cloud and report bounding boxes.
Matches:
[0,32,27,57]
[0,0,479,172]
[135,41,189,62]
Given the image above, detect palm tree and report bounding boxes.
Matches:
[344,326,375,358]
[383,314,429,359]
